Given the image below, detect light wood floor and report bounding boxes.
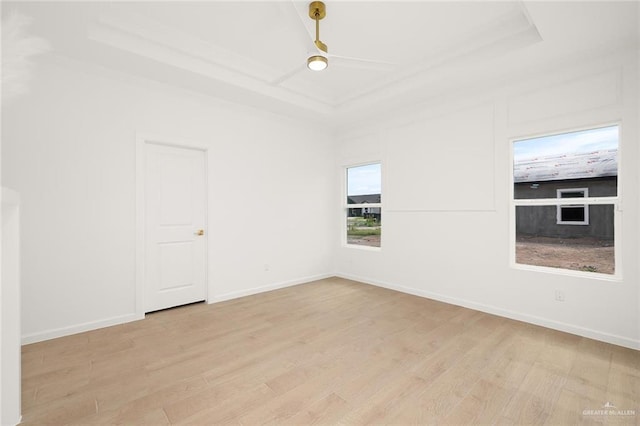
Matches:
[21,278,639,425]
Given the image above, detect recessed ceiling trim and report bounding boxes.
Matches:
[95,9,279,82]
[17,0,632,126]
[88,13,334,115]
[331,2,542,109]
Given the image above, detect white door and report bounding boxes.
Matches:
[144,143,207,312]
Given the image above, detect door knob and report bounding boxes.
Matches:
[195,229,204,236]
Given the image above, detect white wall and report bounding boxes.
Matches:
[2,29,638,352]
[2,58,336,343]
[335,51,639,349]
[1,188,21,425]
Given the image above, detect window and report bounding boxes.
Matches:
[556,188,589,225]
[512,125,619,276]
[346,163,381,248]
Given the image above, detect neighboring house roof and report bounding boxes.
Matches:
[348,194,381,204]
[514,149,618,183]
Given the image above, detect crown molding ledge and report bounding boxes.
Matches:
[88,9,334,117]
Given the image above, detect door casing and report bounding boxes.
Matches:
[135,133,209,316]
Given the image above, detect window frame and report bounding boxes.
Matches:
[509,123,622,280]
[343,161,382,250]
[556,188,589,225]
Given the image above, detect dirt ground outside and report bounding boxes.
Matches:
[516,236,614,275]
[347,235,381,247]
[347,234,614,273]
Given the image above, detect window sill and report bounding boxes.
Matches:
[512,262,621,282]
[343,244,382,252]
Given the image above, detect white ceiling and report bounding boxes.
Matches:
[3,1,639,126]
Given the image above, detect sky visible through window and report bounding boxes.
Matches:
[347,163,381,196]
[513,125,618,162]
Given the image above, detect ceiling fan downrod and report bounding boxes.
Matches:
[309,1,327,54]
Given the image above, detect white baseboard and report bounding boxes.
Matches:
[336,272,640,351]
[208,273,334,304]
[23,273,636,350]
[21,274,333,344]
[21,313,144,345]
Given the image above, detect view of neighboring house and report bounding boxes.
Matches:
[514,149,617,240]
[347,193,382,221]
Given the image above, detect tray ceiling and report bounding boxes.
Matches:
[3,1,638,125]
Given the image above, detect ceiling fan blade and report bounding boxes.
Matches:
[329,54,396,72]
[278,1,394,76]
[278,1,318,54]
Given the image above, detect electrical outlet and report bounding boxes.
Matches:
[264,264,270,271]
[555,290,565,302]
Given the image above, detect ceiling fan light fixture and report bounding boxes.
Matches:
[307,54,328,71]
[306,1,328,72]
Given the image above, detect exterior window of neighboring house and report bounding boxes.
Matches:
[557,188,589,225]
[512,125,619,276]
[346,163,381,248]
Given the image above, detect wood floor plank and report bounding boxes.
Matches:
[20,277,639,425]
[71,375,208,425]
[282,392,349,425]
[545,389,605,426]
[499,362,568,424]
[439,378,515,425]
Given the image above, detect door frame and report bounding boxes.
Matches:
[135,133,209,317]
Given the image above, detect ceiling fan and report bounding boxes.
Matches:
[272,1,395,85]
[306,1,329,71]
